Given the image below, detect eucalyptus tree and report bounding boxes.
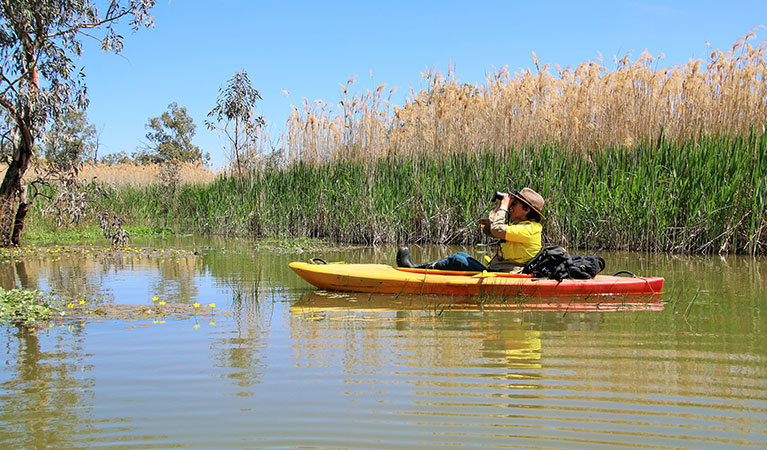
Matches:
[43,109,98,172]
[136,102,204,165]
[206,70,264,179]
[0,0,155,246]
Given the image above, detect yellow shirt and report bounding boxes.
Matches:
[488,207,542,264]
[498,221,543,263]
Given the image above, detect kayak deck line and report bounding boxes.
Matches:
[395,267,534,278]
[289,262,664,297]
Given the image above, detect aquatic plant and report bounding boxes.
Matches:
[0,289,53,327]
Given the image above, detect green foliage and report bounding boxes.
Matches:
[25,223,171,245]
[0,0,155,131]
[0,289,53,327]
[26,226,105,245]
[207,70,264,129]
[43,109,98,170]
[0,0,155,247]
[136,102,207,164]
[206,70,264,175]
[100,151,133,165]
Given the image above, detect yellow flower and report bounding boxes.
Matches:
[152,296,159,302]
[208,303,216,308]
[159,301,166,306]
[193,302,200,308]
[79,300,86,305]
[67,303,74,308]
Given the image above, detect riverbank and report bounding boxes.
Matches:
[28,132,764,255]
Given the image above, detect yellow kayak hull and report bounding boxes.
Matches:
[289,262,664,297]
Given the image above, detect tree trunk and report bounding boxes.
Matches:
[0,197,17,248]
[11,185,30,246]
[0,139,32,247]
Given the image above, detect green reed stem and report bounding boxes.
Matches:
[28,131,767,255]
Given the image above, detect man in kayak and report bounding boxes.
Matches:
[397,188,544,273]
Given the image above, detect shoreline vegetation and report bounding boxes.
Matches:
[24,32,767,255]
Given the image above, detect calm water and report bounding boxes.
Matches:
[0,237,765,449]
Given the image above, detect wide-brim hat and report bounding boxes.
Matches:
[511,188,545,219]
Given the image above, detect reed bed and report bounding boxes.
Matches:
[89,131,766,255]
[284,31,767,163]
[4,162,218,187]
[78,162,218,187]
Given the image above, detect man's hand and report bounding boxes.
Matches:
[499,193,512,210]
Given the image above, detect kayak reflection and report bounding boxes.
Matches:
[290,290,665,313]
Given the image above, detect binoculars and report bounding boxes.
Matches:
[491,191,508,202]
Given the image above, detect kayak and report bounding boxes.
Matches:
[289,261,664,297]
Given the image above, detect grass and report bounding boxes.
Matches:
[1,162,218,188]
[24,224,175,246]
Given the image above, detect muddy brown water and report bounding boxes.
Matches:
[0,237,764,449]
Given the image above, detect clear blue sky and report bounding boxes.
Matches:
[79,0,766,168]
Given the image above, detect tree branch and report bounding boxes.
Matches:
[32,9,45,50]
[46,7,133,41]
[0,94,18,119]
[2,0,34,59]
[0,70,28,99]
[0,92,34,154]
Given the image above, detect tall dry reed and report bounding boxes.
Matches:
[78,162,218,187]
[284,31,767,162]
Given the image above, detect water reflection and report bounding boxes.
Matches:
[0,325,92,449]
[0,240,764,448]
[287,297,766,448]
[212,281,274,397]
[292,290,665,313]
[0,259,36,290]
